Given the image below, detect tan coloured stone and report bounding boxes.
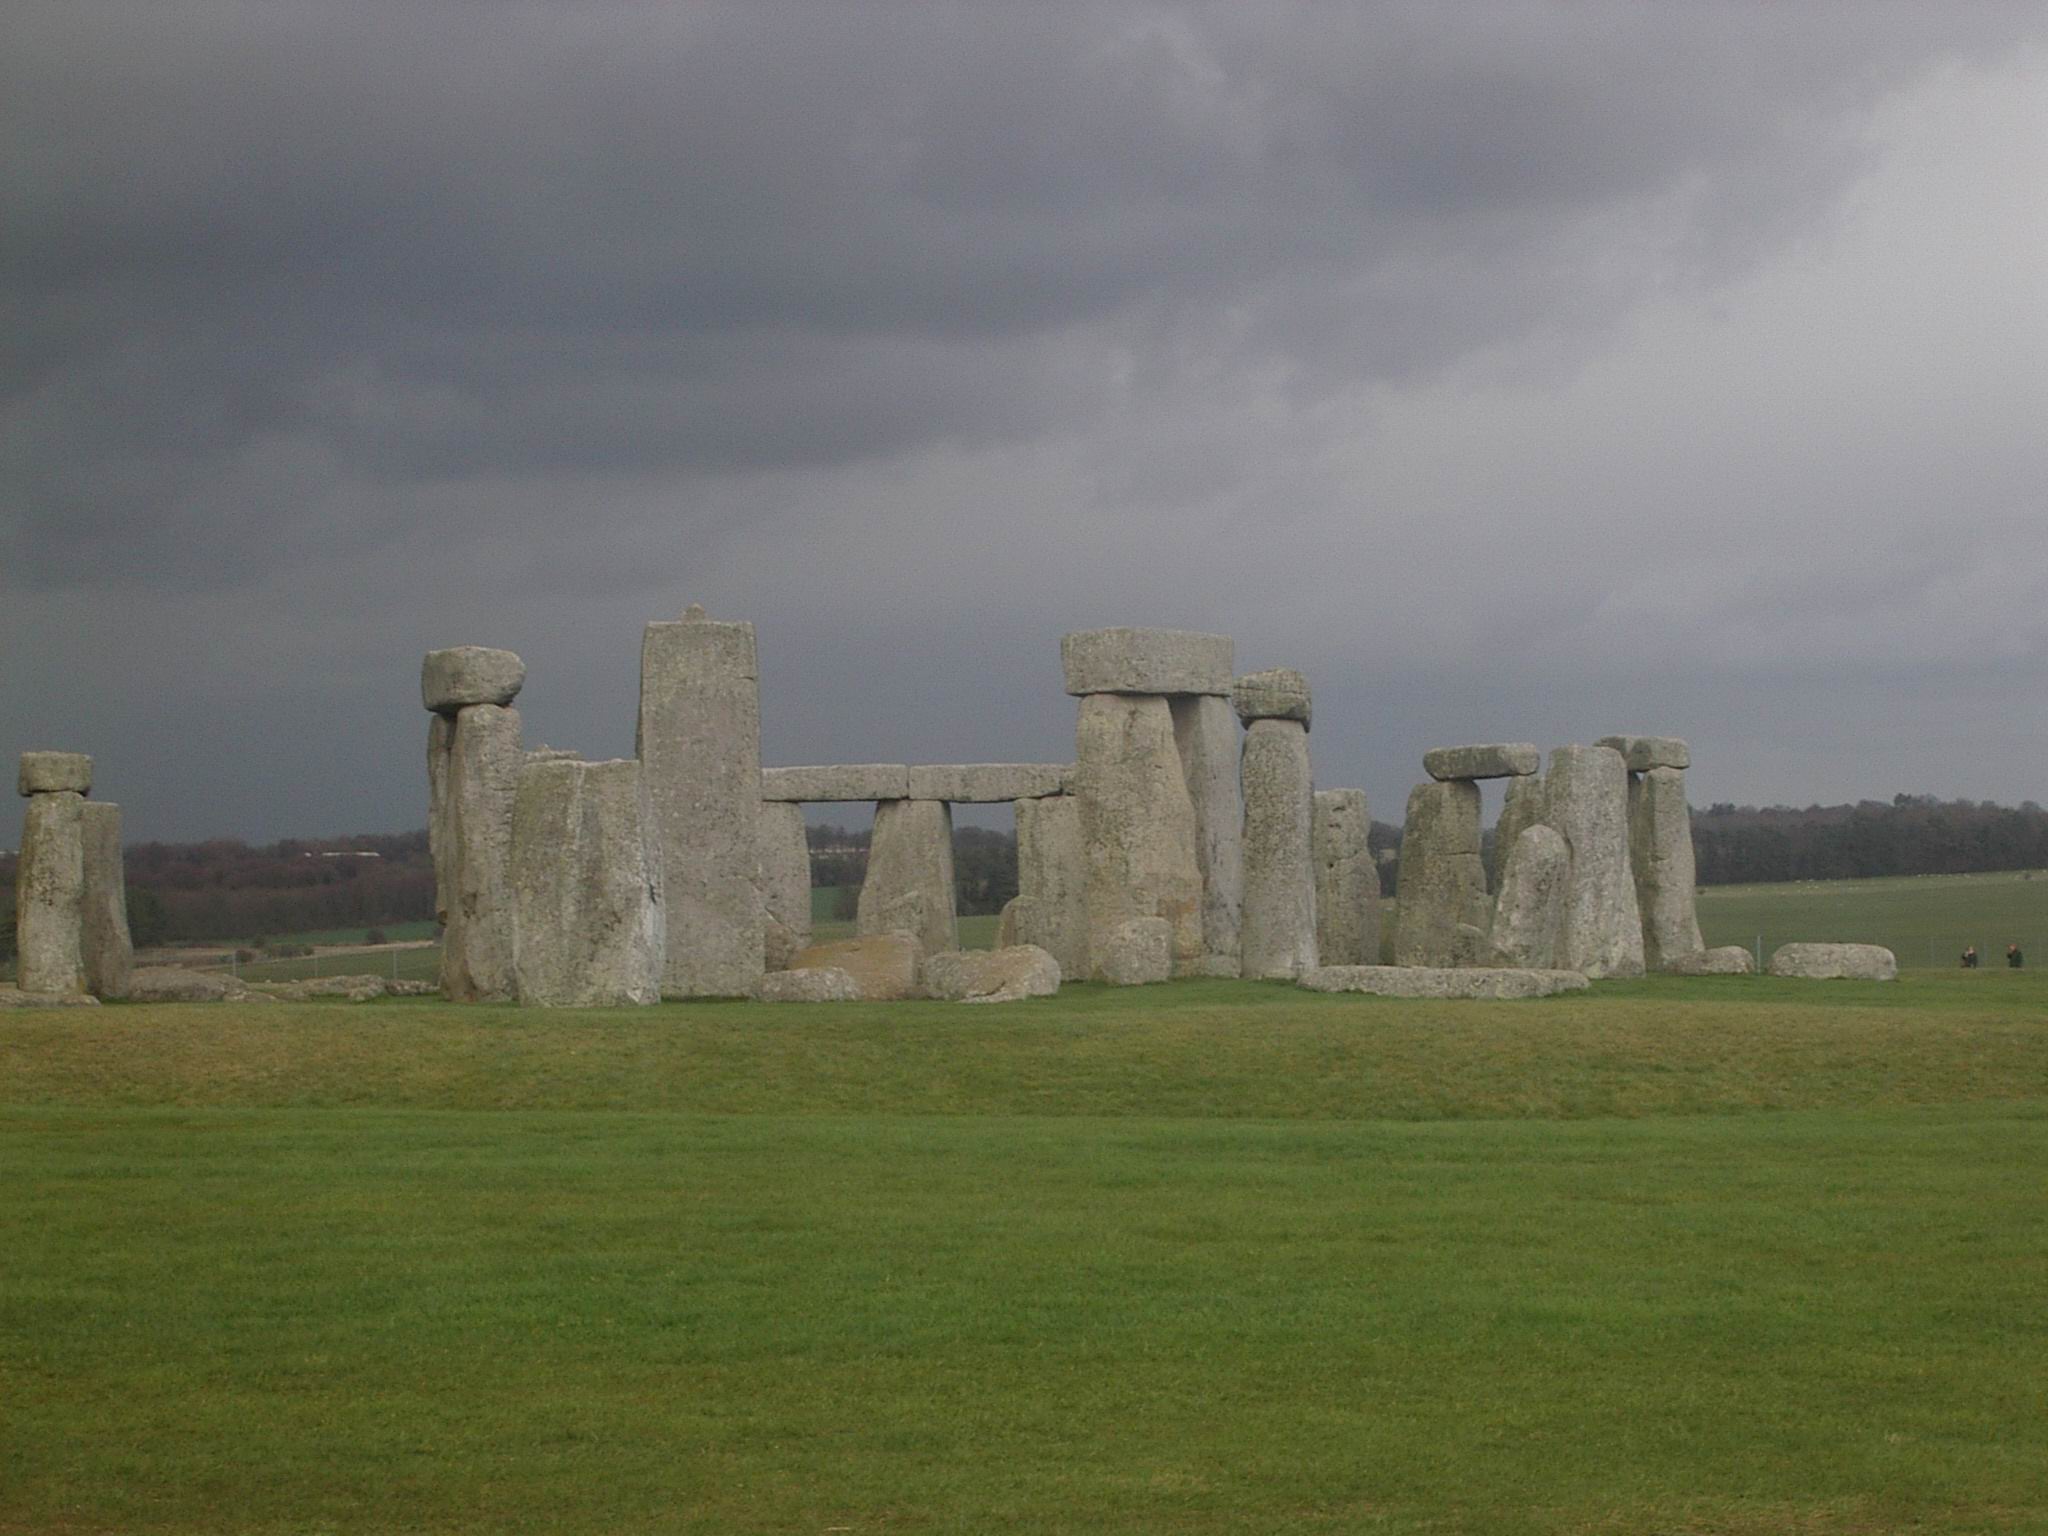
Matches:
[421,647,525,713]
[79,801,132,999]
[923,945,1062,1003]
[1241,720,1318,979]
[754,967,864,1003]
[1014,795,1088,978]
[1391,780,1485,968]
[1231,669,1312,728]
[906,764,1067,802]
[858,799,957,956]
[1299,965,1590,999]
[1488,824,1570,970]
[510,759,664,1007]
[761,764,910,802]
[1314,789,1381,967]
[1424,743,1540,781]
[1060,628,1234,697]
[1543,745,1645,979]
[18,751,91,796]
[1629,765,1704,969]
[790,933,924,1000]
[1097,916,1173,986]
[758,801,812,970]
[1768,943,1897,981]
[1666,946,1757,975]
[15,790,85,994]
[1074,694,1204,974]
[1171,694,1243,968]
[442,703,523,1002]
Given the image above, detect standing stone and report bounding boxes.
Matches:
[1488,824,1571,970]
[758,801,813,972]
[1097,916,1173,986]
[858,799,957,957]
[1391,781,1487,968]
[427,712,455,928]
[1073,694,1205,976]
[1014,794,1088,978]
[1240,719,1318,979]
[639,608,763,998]
[509,759,664,1007]
[443,703,524,1003]
[1171,695,1244,970]
[1490,772,1546,892]
[16,790,86,995]
[1543,745,1645,978]
[79,801,133,1000]
[1630,764,1705,970]
[1314,789,1381,967]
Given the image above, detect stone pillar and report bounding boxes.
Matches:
[1170,695,1243,971]
[1544,744,1645,978]
[1014,794,1087,978]
[1620,749,1704,970]
[79,801,133,1000]
[1491,773,1546,893]
[427,712,455,928]
[638,606,762,997]
[1073,694,1205,977]
[1314,788,1380,967]
[509,758,664,1007]
[1489,824,1571,969]
[422,648,526,1003]
[1391,781,1487,967]
[15,752,92,995]
[857,799,957,956]
[758,801,813,972]
[1235,670,1318,980]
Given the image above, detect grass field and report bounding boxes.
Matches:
[6,974,2048,1533]
[1698,868,2048,970]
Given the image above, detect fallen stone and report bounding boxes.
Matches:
[442,703,523,1003]
[16,790,85,995]
[1097,916,1173,986]
[18,751,92,796]
[1240,719,1318,979]
[1490,773,1547,892]
[1314,789,1381,967]
[1666,946,1757,976]
[1489,824,1571,970]
[1061,628,1234,697]
[1074,694,1204,975]
[789,933,924,1001]
[858,799,958,957]
[79,801,133,1000]
[510,758,665,1007]
[252,975,397,1003]
[1231,669,1312,728]
[124,967,269,1004]
[1544,745,1645,979]
[757,801,812,968]
[760,764,910,802]
[1424,743,1540,782]
[1300,965,1591,999]
[1391,780,1485,968]
[1014,795,1089,978]
[754,966,864,1003]
[924,945,1062,1003]
[421,646,526,713]
[1597,735,1691,772]
[1768,943,1898,981]
[1172,694,1244,966]
[1629,765,1704,970]
[905,764,1068,802]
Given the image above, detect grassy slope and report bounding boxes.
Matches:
[1699,867,2048,969]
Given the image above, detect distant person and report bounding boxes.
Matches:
[2009,944,2024,970]
[1962,946,1978,968]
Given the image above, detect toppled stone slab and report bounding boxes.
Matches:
[1666,946,1757,976]
[421,647,526,713]
[124,968,271,1004]
[1597,735,1691,772]
[1489,824,1570,970]
[251,975,439,1003]
[761,764,910,802]
[754,967,864,1003]
[1300,965,1591,999]
[1097,916,1173,986]
[1061,628,1234,697]
[18,751,92,796]
[0,987,102,1009]
[905,764,1068,802]
[1232,669,1312,728]
[1172,694,1243,966]
[924,945,1062,1003]
[1768,943,1898,981]
[1424,743,1540,781]
[790,933,924,1001]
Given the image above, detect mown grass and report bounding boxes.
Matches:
[1699,867,2048,970]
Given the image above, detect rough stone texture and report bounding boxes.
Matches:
[1598,735,1691,772]
[0,987,102,1009]
[639,610,763,998]
[1097,916,1173,986]
[510,758,665,1007]
[905,764,1068,803]
[754,966,864,1003]
[1391,781,1486,968]
[1768,943,1898,981]
[79,800,133,1000]
[1629,765,1705,969]
[125,967,268,1004]
[923,945,1062,1003]
[996,897,1021,948]
[1240,719,1318,979]
[1231,669,1312,728]
[1171,694,1244,969]
[1490,773,1547,892]
[1667,945,1757,976]
[1424,743,1540,782]
[252,975,437,1003]
[442,704,523,1003]
[757,801,812,970]
[18,751,92,796]
[789,933,924,1001]
[421,646,526,713]
[427,713,455,927]
[1300,965,1591,999]
[1073,694,1205,976]
[16,790,85,995]
[761,764,910,802]
[1313,789,1381,968]
[1543,745,1646,979]
[1488,825,1571,970]
[858,799,958,957]
[1014,795,1088,978]
[1061,628,1234,697]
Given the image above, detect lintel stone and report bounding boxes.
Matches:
[1424,743,1540,781]
[906,763,1068,802]
[422,647,526,714]
[18,751,92,797]
[1597,735,1691,771]
[1232,669,1311,728]
[761,764,909,802]
[1061,628,1234,697]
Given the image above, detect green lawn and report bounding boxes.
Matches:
[1699,867,2048,970]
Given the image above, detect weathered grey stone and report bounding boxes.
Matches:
[754,966,863,1003]
[924,945,1062,1003]
[639,610,763,998]
[124,967,267,1004]
[79,801,132,1000]
[996,897,1021,948]
[1240,719,1318,979]
[1097,916,1173,986]
[1231,669,1312,728]
[1424,743,1540,782]
[1768,943,1897,981]
[757,801,812,970]
[421,646,525,713]
[16,790,85,995]
[1171,694,1244,968]
[1629,765,1704,969]
[790,933,924,1000]
[905,764,1067,803]
[524,746,583,765]
[253,975,408,1003]
[1180,954,1246,978]
[1014,795,1088,978]
[1543,745,1646,979]
[1073,694,1204,976]
[1490,773,1547,892]
[0,986,102,1009]
[1597,735,1691,772]
[1313,789,1381,968]
[1061,628,1234,697]
[510,758,664,1007]
[427,713,455,928]
[1391,781,1485,968]
[442,703,523,1003]
[760,764,910,802]
[1488,824,1570,970]
[1299,965,1591,999]
[1666,945,1757,976]
[858,799,957,957]
[18,751,91,797]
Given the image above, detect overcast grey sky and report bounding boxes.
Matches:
[6,2,2045,842]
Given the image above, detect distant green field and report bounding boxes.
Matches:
[1699,867,2048,970]
[258,920,440,948]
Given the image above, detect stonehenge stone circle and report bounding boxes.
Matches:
[906,763,1067,802]
[1598,735,1691,772]
[757,801,813,971]
[1666,946,1757,976]
[1488,823,1570,970]
[1490,773,1546,892]
[1171,694,1244,967]
[18,751,92,796]
[1014,794,1089,978]
[442,702,524,1003]
[754,967,863,1003]
[509,759,664,1007]
[16,789,86,995]
[1314,789,1381,967]
[1629,762,1705,970]
[427,712,455,927]
[761,764,909,802]
[1768,943,1898,981]
[421,646,526,713]
[1073,693,1205,975]
[79,801,133,1000]
[1241,717,1319,979]
[923,945,1062,1003]
[1299,965,1590,999]
[1097,916,1173,986]
[1423,743,1540,781]
[790,933,924,1000]
[1542,745,1645,978]
[1061,627,1234,697]
[1231,668,1312,728]
[858,798,959,957]
[1392,780,1487,968]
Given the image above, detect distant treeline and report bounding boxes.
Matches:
[1691,796,2048,885]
